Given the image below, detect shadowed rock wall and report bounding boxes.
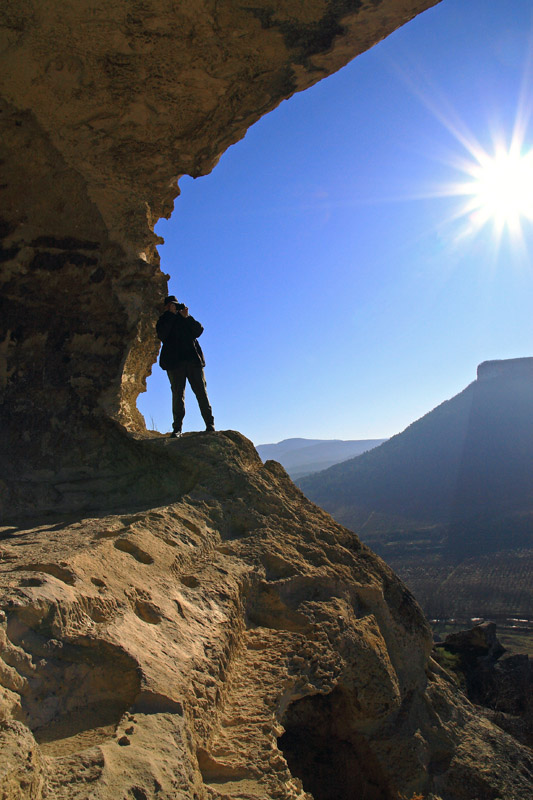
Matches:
[1,0,439,514]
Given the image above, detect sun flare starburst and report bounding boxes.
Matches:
[458,146,533,236]
[391,56,533,254]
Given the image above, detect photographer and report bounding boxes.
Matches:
[156,295,215,437]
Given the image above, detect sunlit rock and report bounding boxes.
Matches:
[1,0,440,512]
[1,432,531,799]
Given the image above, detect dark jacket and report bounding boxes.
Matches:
[156,311,206,370]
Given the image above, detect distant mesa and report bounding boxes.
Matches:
[256,437,387,479]
[299,358,533,620]
[477,357,533,381]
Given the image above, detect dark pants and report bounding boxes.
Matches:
[167,362,214,432]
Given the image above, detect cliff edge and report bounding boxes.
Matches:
[1,432,532,799]
[0,0,439,509]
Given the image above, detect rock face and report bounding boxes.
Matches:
[1,432,532,800]
[477,357,533,381]
[3,4,532,800]
[1,0,439,513]
[436,622,533,750]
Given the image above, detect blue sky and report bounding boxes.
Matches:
[138,0,533,445]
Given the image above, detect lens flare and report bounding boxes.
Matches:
[387,51,533,257]
[462,147,533,235]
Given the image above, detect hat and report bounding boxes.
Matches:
[164,295,179,305]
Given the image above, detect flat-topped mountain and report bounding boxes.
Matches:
[300,359,533,618]
[301,358,533,529]
[256,437,387,479]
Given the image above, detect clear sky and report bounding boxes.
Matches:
[138,0,533,446]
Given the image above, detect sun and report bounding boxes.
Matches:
[393,63,533,248]
[462,147,533,235]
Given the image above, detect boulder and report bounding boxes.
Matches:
[444,621,505,659]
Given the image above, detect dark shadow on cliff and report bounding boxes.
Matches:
[2,424,259,523]
[278,689,394,800]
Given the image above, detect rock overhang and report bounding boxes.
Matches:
[2,8,533,799]
[1,0,441,514]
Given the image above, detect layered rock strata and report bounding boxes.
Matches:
[1,432,532,800]
[1,0,439,512]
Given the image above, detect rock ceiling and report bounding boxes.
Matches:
[1,1,439,510]
[1,5,533,800]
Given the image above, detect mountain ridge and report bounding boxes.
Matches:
[301,358,533,526]
[300,359,533,619]
[256,437,387,479]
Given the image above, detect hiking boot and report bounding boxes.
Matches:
[205,424,215,432]
[169,430,181,438]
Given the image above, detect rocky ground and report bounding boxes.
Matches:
[4,3,531,798]
[434,622,533,751]
[1,431,532,800]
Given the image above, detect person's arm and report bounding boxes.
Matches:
[185,316,204,338]
[156,311,177,341]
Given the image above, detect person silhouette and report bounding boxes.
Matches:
[156,295,215,437]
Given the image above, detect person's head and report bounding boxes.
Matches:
[164,295,185,312]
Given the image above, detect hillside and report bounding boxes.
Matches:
[256,437,386,479]
[300,359,533,618]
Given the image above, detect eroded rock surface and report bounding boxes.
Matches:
[1,0,439,513]
[1,432,532,800]
[4,4,530,799]
[435,622,533,750]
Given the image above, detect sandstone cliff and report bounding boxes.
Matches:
[2,3,532,799]
[0,0,440,512]
[2,432,532,799]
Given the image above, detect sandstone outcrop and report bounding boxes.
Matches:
[2,432,532,799]
[3,3,532,799]
[1,0,440,512]
[436,622,533,750]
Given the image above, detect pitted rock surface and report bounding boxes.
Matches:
[3,4,531,799]
[1,433,532,799]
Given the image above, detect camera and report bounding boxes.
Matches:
[175,302,186,311]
